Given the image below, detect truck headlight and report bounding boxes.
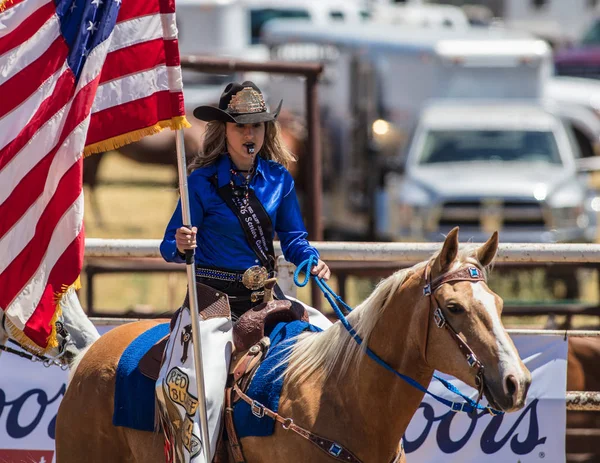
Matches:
[550,206,585,228]
[398,204,438,237]
[389,179,435,239]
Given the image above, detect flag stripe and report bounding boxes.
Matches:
[2,164,83,317]
[0,39,68,122]
[87,90,174,143]
[0,69,75,192]
[115,0,159,23]
[4,189,84,326]
[99,37,165,84]
[170,89,184,117]
[23,226,84,343]
[0,13,59,86]
[0,0,49,35]
[108,14,174,53]
[93,64,171,113]
[160,12,177,39]
[0,151,53,245]
[0,0,54,56]
[159,0,175,14]
[164,39,179,66]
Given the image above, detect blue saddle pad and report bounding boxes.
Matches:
[233,320,321,438]
[113,322,170,431]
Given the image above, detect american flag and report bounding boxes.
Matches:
[0,0,188,352]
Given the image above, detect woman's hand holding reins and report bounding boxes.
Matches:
[311,259,331,280]
[176,226,197,254]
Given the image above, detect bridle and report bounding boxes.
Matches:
[295,255,502,416]
[0,313,72,369]
[423,263,487,408]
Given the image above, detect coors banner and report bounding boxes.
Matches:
[405,334,567,462]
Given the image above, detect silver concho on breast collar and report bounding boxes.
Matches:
[242,265,269,290]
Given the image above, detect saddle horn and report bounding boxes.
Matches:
[262,278,277,303]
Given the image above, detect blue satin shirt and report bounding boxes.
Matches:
[160,154,319,270]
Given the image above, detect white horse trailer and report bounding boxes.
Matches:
[175,0,369,108]
[261,21,552,239]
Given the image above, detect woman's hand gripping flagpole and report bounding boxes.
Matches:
[175,129,212,463]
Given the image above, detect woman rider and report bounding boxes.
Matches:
[160,81,331,322]
[156,81,331,462]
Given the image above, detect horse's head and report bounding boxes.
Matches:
[423,227,531,412]
[0,290,99,368]
[0,312,77,367]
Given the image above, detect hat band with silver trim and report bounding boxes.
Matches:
[227,87,266,114]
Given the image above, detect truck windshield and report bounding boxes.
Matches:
[581,19,600,46]
[418,130,562,165]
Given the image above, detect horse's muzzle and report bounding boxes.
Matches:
[485,370,532,412]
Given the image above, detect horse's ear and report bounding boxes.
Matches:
[434,227,459,273]
[477,231,499,267]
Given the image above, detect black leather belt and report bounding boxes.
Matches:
[196,265,269,290]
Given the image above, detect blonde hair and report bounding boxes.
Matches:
[188,120,296,173]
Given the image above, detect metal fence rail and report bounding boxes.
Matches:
[84,239,600,299]
[86,239,600,263]
[567,392,600,411]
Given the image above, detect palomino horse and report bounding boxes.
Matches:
[56,228,531,462]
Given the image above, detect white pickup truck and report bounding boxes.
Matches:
[381,100,598,244]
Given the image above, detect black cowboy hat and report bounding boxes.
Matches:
[193,81,282,124]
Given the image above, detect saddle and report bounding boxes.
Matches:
[234,297,308,352]
[138,279,307,382]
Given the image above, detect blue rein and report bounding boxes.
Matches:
[294,256,503,416]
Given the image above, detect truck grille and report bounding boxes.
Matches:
[438,200,545,229]
[555,64,600,80]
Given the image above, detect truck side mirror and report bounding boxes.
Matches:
[576,157,600,173]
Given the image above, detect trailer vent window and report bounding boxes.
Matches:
[250,9,311,44]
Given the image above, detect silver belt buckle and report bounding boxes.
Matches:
[242,265,268,290]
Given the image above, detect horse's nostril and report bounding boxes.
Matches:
[505,374,518,398]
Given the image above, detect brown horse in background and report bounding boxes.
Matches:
[565,335,600,461]
[567,336,600,429]
[56,228,531,462]
[83,111,306,227]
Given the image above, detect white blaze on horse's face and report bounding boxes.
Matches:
[471,281,531,412]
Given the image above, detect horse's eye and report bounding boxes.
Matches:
[446,303,465,314]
